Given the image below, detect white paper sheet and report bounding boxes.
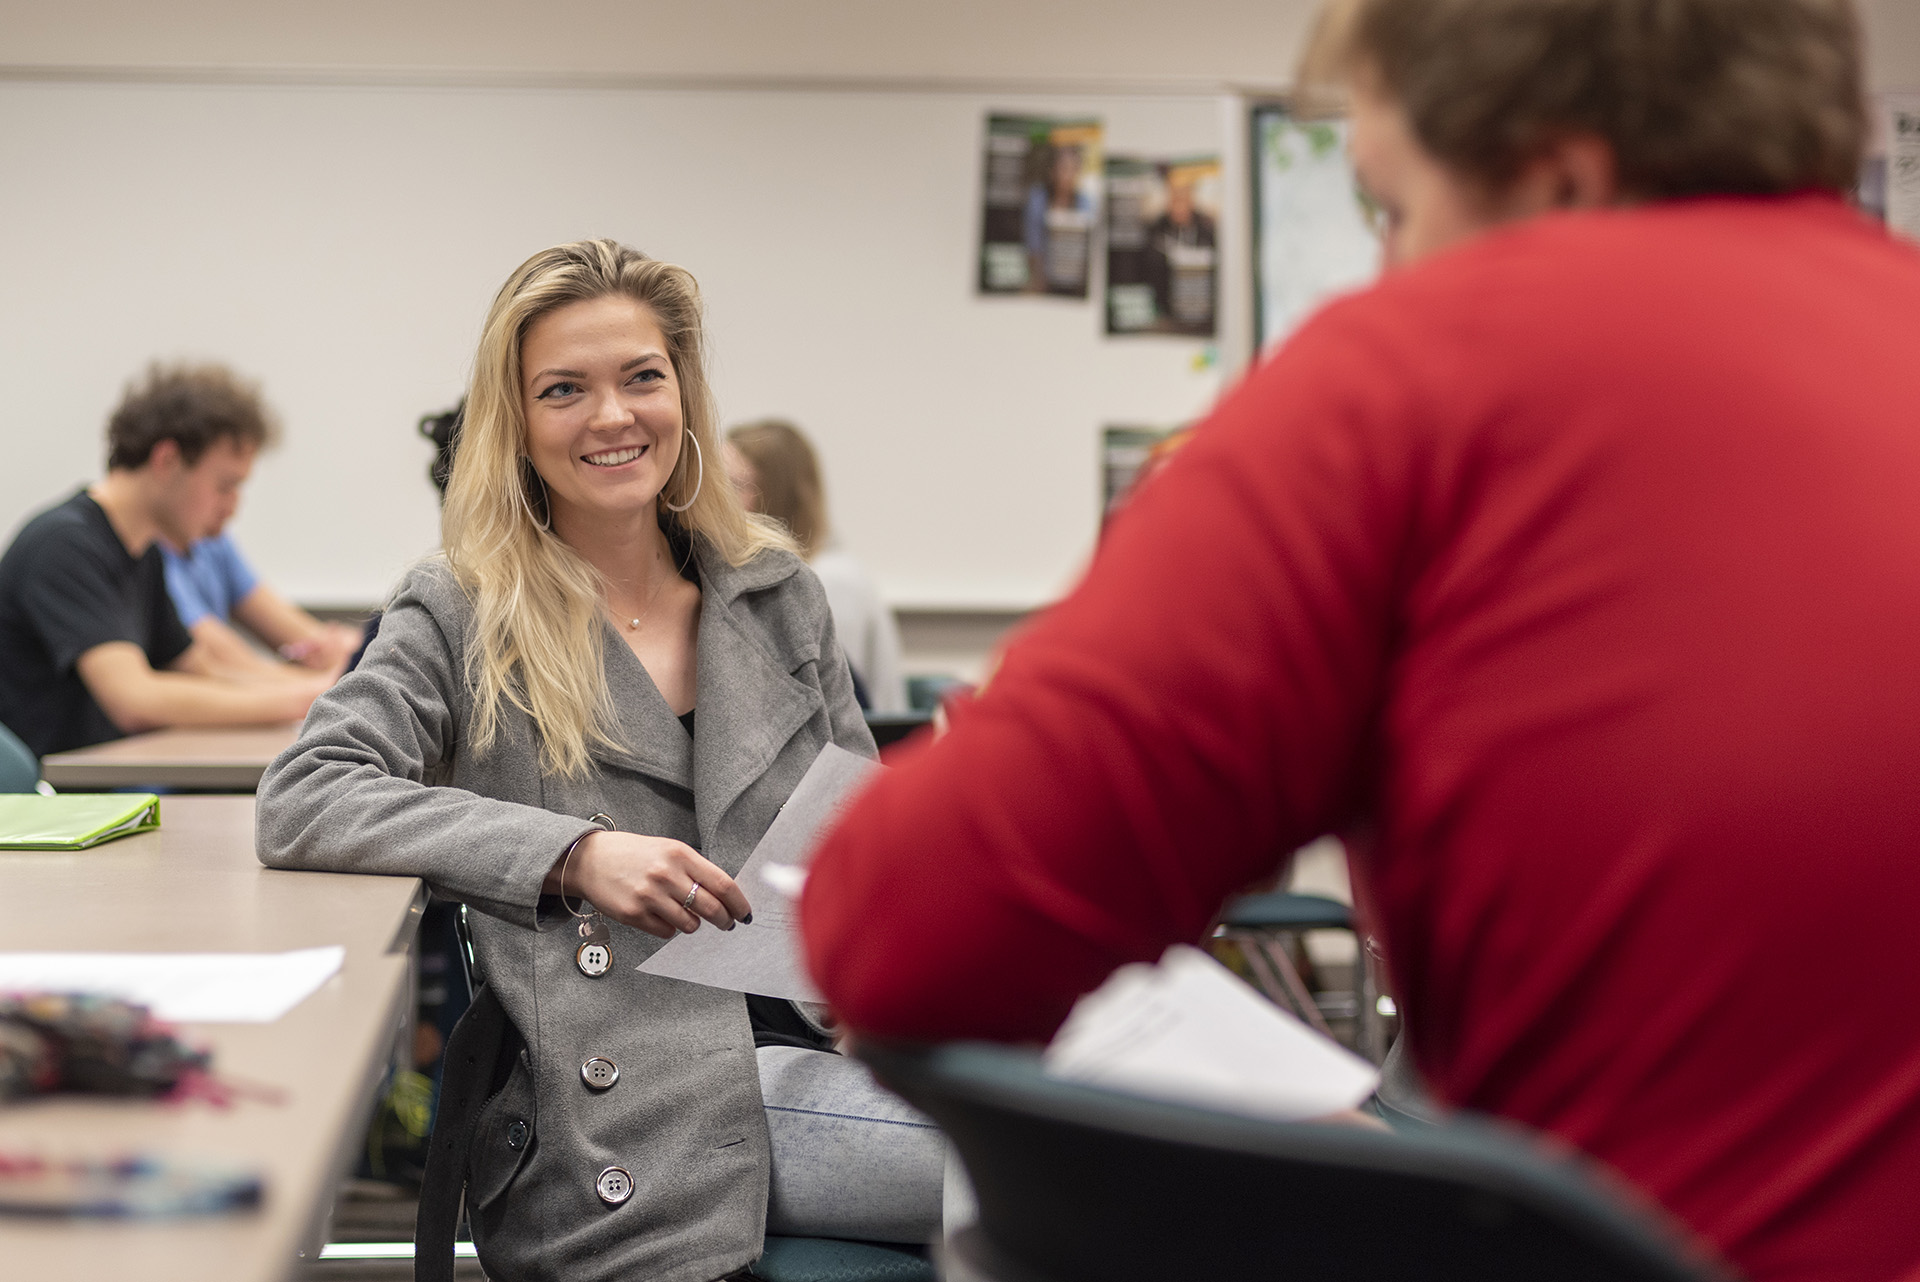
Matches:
[0,945,345,1022]
[638,743,879,1002]
[1044,944,1380,1122]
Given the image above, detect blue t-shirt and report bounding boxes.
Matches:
[162,533,259,627]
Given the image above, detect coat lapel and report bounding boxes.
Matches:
[589,624,696,791]
[690,542,821,852]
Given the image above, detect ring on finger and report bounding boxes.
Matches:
[682,883,701,912]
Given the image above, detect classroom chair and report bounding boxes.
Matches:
[856,1039,1730,1282]
[905,675,967,713]
[0,721,43,794]
[1214,890,1395,1060]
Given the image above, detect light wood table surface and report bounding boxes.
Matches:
[40,724,302,792]
[0,795,424,1282]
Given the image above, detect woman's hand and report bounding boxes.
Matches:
[551,830,752,939]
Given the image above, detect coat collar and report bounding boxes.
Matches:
[689,530,803,605]
[587,534,819,850]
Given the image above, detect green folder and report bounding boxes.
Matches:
[0,794,161,850]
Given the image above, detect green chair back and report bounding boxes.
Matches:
[0,721,41,794]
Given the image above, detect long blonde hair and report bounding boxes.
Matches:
[442,239,795,778]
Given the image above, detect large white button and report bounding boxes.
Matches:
[581,1056,620,1091]
[596,1166,634,1206]
[576,941,612,977]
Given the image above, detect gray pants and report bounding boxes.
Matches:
[758,1045,946,1244]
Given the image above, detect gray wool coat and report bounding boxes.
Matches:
[256,539,874,1282]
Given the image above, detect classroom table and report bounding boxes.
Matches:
[0,794,424,1282]
[865,710,934,750]
[40,724,302,792]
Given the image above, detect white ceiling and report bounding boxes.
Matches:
[3,0,1915,92]
[0,0,1317,91]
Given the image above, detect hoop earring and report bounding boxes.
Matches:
[517,458,552,533]
[663,432,703,514]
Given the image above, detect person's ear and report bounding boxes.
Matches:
[147,438,182,475]
[1550,134,1620,209]
[1504,133,1621,218]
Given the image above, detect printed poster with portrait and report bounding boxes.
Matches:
[1105,155,1221,337]
[978,115,1104,298]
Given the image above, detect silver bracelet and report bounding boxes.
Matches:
[558,813,616,918]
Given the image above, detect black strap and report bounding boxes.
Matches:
[746,993,837,1054]
[415,982,513,1282]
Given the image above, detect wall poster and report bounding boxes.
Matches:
[979,115,1104,298]
[1105,156,1221,337]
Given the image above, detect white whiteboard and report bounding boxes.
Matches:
[0,79,1237,610]
[1251,107,1378,351]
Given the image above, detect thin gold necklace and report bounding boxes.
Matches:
[612,550,672,631]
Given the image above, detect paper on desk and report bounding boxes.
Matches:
[1044,944,1379,1122]
[0,946,345,1023]
[638,743,879,1002]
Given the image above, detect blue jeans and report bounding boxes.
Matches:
[758,1045,945,1243]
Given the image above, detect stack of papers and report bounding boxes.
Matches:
[0,946,345,1022]
[1045,945,1380,1122]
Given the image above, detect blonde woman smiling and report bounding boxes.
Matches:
[258,240,941,1282]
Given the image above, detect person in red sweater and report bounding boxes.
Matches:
[802,2,1920,1280]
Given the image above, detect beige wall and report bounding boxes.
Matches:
[0,79,1233,615]
[1862,0,1920,91]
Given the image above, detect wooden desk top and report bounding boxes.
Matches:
[41,724,303,793]
[0,795,424,1282]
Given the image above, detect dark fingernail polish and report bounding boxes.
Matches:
[740,912,754,925]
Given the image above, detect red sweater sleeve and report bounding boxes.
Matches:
[801,307,1421,1041]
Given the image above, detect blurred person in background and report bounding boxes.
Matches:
[803,2,1920,1280]
[725,419,908,713]
[165,531,361,673]
[156,367,363,677]
[0,364,331,755]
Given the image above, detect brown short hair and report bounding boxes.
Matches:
[727,419,828,557]
[1304,0,1866,199]
[106,364,277,471]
